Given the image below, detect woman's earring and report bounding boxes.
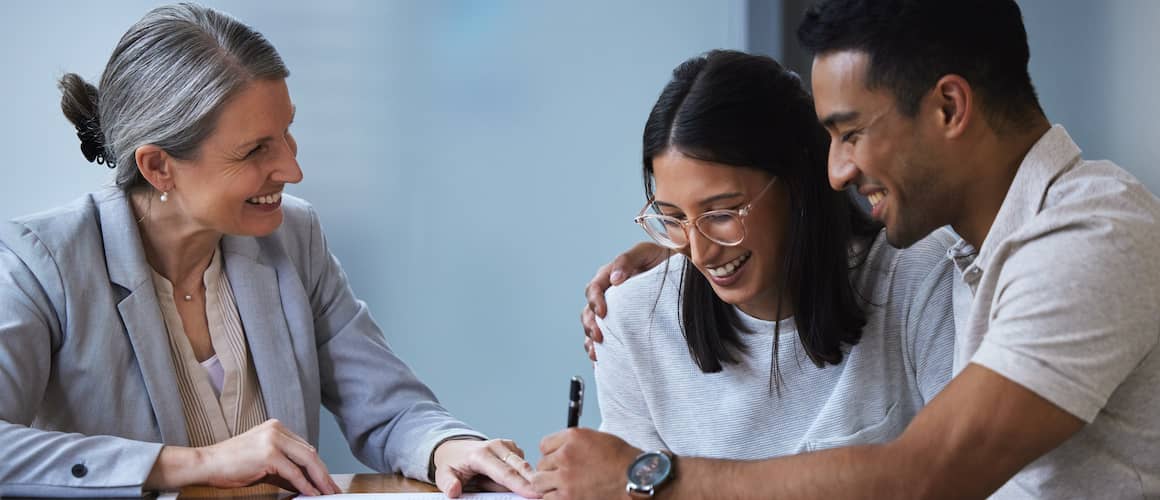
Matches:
[160,191,169,203]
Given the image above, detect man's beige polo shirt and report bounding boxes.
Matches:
[948,125,1159,498]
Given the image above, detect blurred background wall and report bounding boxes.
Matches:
[1,0,1155,473]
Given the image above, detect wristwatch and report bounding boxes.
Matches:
[625,450,675,498]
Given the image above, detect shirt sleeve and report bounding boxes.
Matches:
[593,311,667,453]
[970,214,1160,422]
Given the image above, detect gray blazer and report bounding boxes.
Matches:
[0,189,481,497]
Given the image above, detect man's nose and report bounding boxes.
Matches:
[828,141,858,191]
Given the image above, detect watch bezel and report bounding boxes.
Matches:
[626,450,674,498]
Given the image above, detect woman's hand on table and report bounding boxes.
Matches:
[433,438,539,498]
[146,418,340,496]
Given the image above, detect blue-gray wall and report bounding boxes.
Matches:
[2,0,1156,476]
[1018,0,1160,192]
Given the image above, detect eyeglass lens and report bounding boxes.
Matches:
[639,210,745,248]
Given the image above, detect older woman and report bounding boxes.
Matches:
[0,4,534,498]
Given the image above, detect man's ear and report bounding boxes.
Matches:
[930,74,973,139]
[135,145,173,192]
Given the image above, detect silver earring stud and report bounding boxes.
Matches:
[160,191,169,203]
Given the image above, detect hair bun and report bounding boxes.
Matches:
[59,73,116,168]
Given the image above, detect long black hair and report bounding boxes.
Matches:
[642,50,881,382]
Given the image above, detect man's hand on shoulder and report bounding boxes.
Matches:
[581,242,670,361]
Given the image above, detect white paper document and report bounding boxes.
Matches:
[299,493,527,499]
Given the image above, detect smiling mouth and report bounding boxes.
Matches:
[707,252,751,278]
[246,192,282,205]
[867,191,886,208]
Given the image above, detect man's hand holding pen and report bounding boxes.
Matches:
[533,427,642,500]
[531,376,642,499]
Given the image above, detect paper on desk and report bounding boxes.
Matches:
[299,493,527,499]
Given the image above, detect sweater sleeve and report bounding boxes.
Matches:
[594,310,667,453]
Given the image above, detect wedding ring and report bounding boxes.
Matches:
[502,453,518,464]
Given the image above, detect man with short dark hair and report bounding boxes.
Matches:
[535,1,1160,498]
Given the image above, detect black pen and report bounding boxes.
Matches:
[567,375,584,427]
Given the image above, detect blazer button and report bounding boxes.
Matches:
[71,464,87,478]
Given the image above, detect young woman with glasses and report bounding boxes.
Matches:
[533,51,959,496]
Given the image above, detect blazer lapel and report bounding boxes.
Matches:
[221,235,307,438]
[98,191,190,446]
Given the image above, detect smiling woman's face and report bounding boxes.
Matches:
[166,78,302,237]
[650,148,791,320]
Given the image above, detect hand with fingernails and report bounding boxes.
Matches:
[581,242,670,361]
[145,419,341,496]
[531,428,641,500]
[432,438,539,498]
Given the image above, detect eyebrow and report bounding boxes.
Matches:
[820,110,859,130]
[654,191,745,209]
[233,105,296,153]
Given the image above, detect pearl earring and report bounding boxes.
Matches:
[160,191,169,203]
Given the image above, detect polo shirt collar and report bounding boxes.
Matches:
[973,124,1082,271]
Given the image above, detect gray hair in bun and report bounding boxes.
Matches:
[58,3,289,191]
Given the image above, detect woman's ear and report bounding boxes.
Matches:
[135,145,173,192]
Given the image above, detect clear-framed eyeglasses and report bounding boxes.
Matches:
[633,177,778,250]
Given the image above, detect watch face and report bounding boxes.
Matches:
[628,452,672,487]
